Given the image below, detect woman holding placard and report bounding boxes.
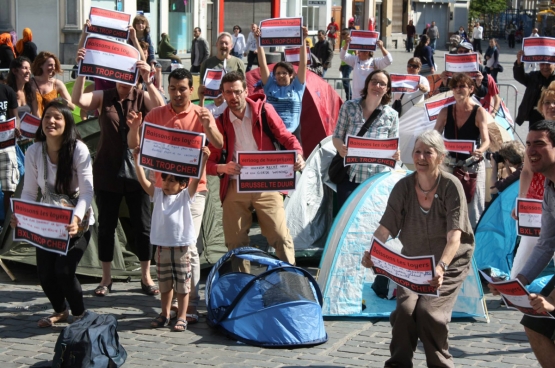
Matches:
[332,70,400,208]
[11,100,93,327]
[391,57,430,117]
[361,129,474,368]
[31,52,75,116]
[434,72,490,229]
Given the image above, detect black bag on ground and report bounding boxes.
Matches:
[328,108,383,184]
[371,275,397,300]
[52,310,127,368]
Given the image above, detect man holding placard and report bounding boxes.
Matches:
[490,121,555,367]
[206,71,305,272]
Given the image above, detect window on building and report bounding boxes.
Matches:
[169,0,193,54]
[302,0,320,32]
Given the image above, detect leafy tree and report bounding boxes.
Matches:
[469,0,507,22]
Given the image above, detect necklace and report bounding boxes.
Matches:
[416,173,440,200]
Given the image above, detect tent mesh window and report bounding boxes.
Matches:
[260,271,316,308]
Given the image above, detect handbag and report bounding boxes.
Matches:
[328,108,382,185]
[392,94,404,116]
[41,143,91,239]
[453,166,477,203]
[114,102,141,191]
[496,64,504,72]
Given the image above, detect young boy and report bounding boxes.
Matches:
[134,146,210,332]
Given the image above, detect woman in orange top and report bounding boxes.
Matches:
[31,51,74,116]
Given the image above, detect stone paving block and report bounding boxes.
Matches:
[241,359,284,368]
[0,354,17,363]
[502,357,540,365]
[329,351,360,359]
[0,363,24,368]
[224,345,264,353]
[336,345,370,355]
[270,356,317,365]
[255,349,301,358]
[332,357,373,366]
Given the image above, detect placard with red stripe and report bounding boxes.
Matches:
[237,151,296,193]
[443,138,476,155]
[20,112,41,139]
[139,123,205,179]
[348,30,380,51]
[516,198,542,238]
[202,69,224,99]
[522,37,555,64]
[425,96,456,122]
[284,47,311,65]
[444,53,480,78]
[345,136,398,168]
[390,74,420,93]
[259,17,303,47]
[0,117,16,149]
[369,237,438,297]
[87,7,131,40]
[79,35,139,86]
[11,198,74,256]
[480,271,554,319]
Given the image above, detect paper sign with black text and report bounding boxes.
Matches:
[20,112,41,139]
[203,69,224,99]
[259,18,303,47]
[522,37,555,64]
[390,74,420,93]
[480,271,555,319]
[87,7,131,40]
[348,30,380,51]
[11,199,73,256]
[425,96,456,122]
[345,136,398,168]
[284,47,311,65]
[516,198,542,237]
[443,138,476,155]
[139,123,205,179]
[79,35,139,85]
[237,151,296,192]
[444,53,480,78]
[0,117,16,149]
[369,237,438,297]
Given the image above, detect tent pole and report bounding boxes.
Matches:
[0,258,16,281]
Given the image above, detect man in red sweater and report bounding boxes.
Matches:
[327,17,340,50]
[207,71,305,272]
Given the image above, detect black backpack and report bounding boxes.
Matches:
[52,310,127,368]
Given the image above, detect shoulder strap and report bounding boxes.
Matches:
[356,107,382,137]
[113,102,129,148]
[260,103,282,149]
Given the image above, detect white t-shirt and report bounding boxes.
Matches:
[472,26,483,40]
[392,75,430,117]
[340,49,393,100]
[150,187,196,247]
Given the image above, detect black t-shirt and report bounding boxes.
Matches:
[0,84,18,122]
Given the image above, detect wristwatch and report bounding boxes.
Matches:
[439,261,449,272]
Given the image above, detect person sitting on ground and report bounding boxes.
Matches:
[489,140,524,198]
[158,33,181,64]
[414,35,435,76]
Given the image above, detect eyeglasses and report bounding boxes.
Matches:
[223,89,244,97]
[407,64,420,69]
[233,28,239,31]
[457,49,471,54]
[543,101,555,107]
[369,79,387,88]
[452,84,469,90]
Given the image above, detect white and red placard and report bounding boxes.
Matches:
[284,47,311,65]
[425,96,456,122]
[11,198,74,255]
[345,136,398,169]
[369,237,438,297]
[348,30,380,52]
[443,138,476,155]
[516,198,542,238]
[480,271,554,319]
[259,17,303,47]
[139,123,206,179]
[237,151,296,193]
[390,74,420,93]
[0,117,16,149]
[203,69,224,99]
[444,53,480,78]
[19,112,41,139]
[79,35,139,85]
[87,7,131,40]
[522,37,555,64]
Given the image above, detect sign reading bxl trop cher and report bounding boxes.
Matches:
[259,18,303,47]
[390,74,420,93]
[522,37,555,64]
[203,69,224,99]
[19,113,41,139]
[87,7,131,40]
[425,96,456,122]
[0,118,16,149]
[79,35,140,85]
[344,136,398,169]
[284,47,311,65]
[444,53,480,78]
[348,30,380,52]
[237,151,296,193]
[139,123,206,179]
[516,198,542,238]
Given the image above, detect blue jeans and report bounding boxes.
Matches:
[406,36,414,51]
[339,64,353,100]
[429,38,437,52]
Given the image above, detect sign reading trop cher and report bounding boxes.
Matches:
[87,7,131,40]
[259,17,303,47]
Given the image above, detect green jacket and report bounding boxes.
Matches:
[158,34,176,59]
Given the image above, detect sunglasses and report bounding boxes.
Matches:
[407,64,420,69]
[457,49,471,54]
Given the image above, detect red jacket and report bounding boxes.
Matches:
[207,93,303,202]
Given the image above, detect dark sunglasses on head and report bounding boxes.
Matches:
[407,64,420,69]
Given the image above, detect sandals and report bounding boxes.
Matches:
[150,314,170,328]
[141,280,160,295]
[173,318,187,332]
[37,309,69,328]
[93,282,112,297]
[186,313,199,325]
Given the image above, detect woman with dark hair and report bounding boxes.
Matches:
[255,26,308,141]
[434,72,490,229]
[332,70,400,208]
[31,51,74,116]
[484,38,500,82]
[15,28,37,62]
[11,101,93,327]
[7,56,38,118]
[231,25,246,59]
[414,35,435,76]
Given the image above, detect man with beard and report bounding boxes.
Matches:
[198,32,245,106]
[206,71,305,272]
[190,27,209,73]
[127,68,223,325]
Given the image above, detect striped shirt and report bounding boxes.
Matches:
[263,75,305,132]
[333,98,399,183]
